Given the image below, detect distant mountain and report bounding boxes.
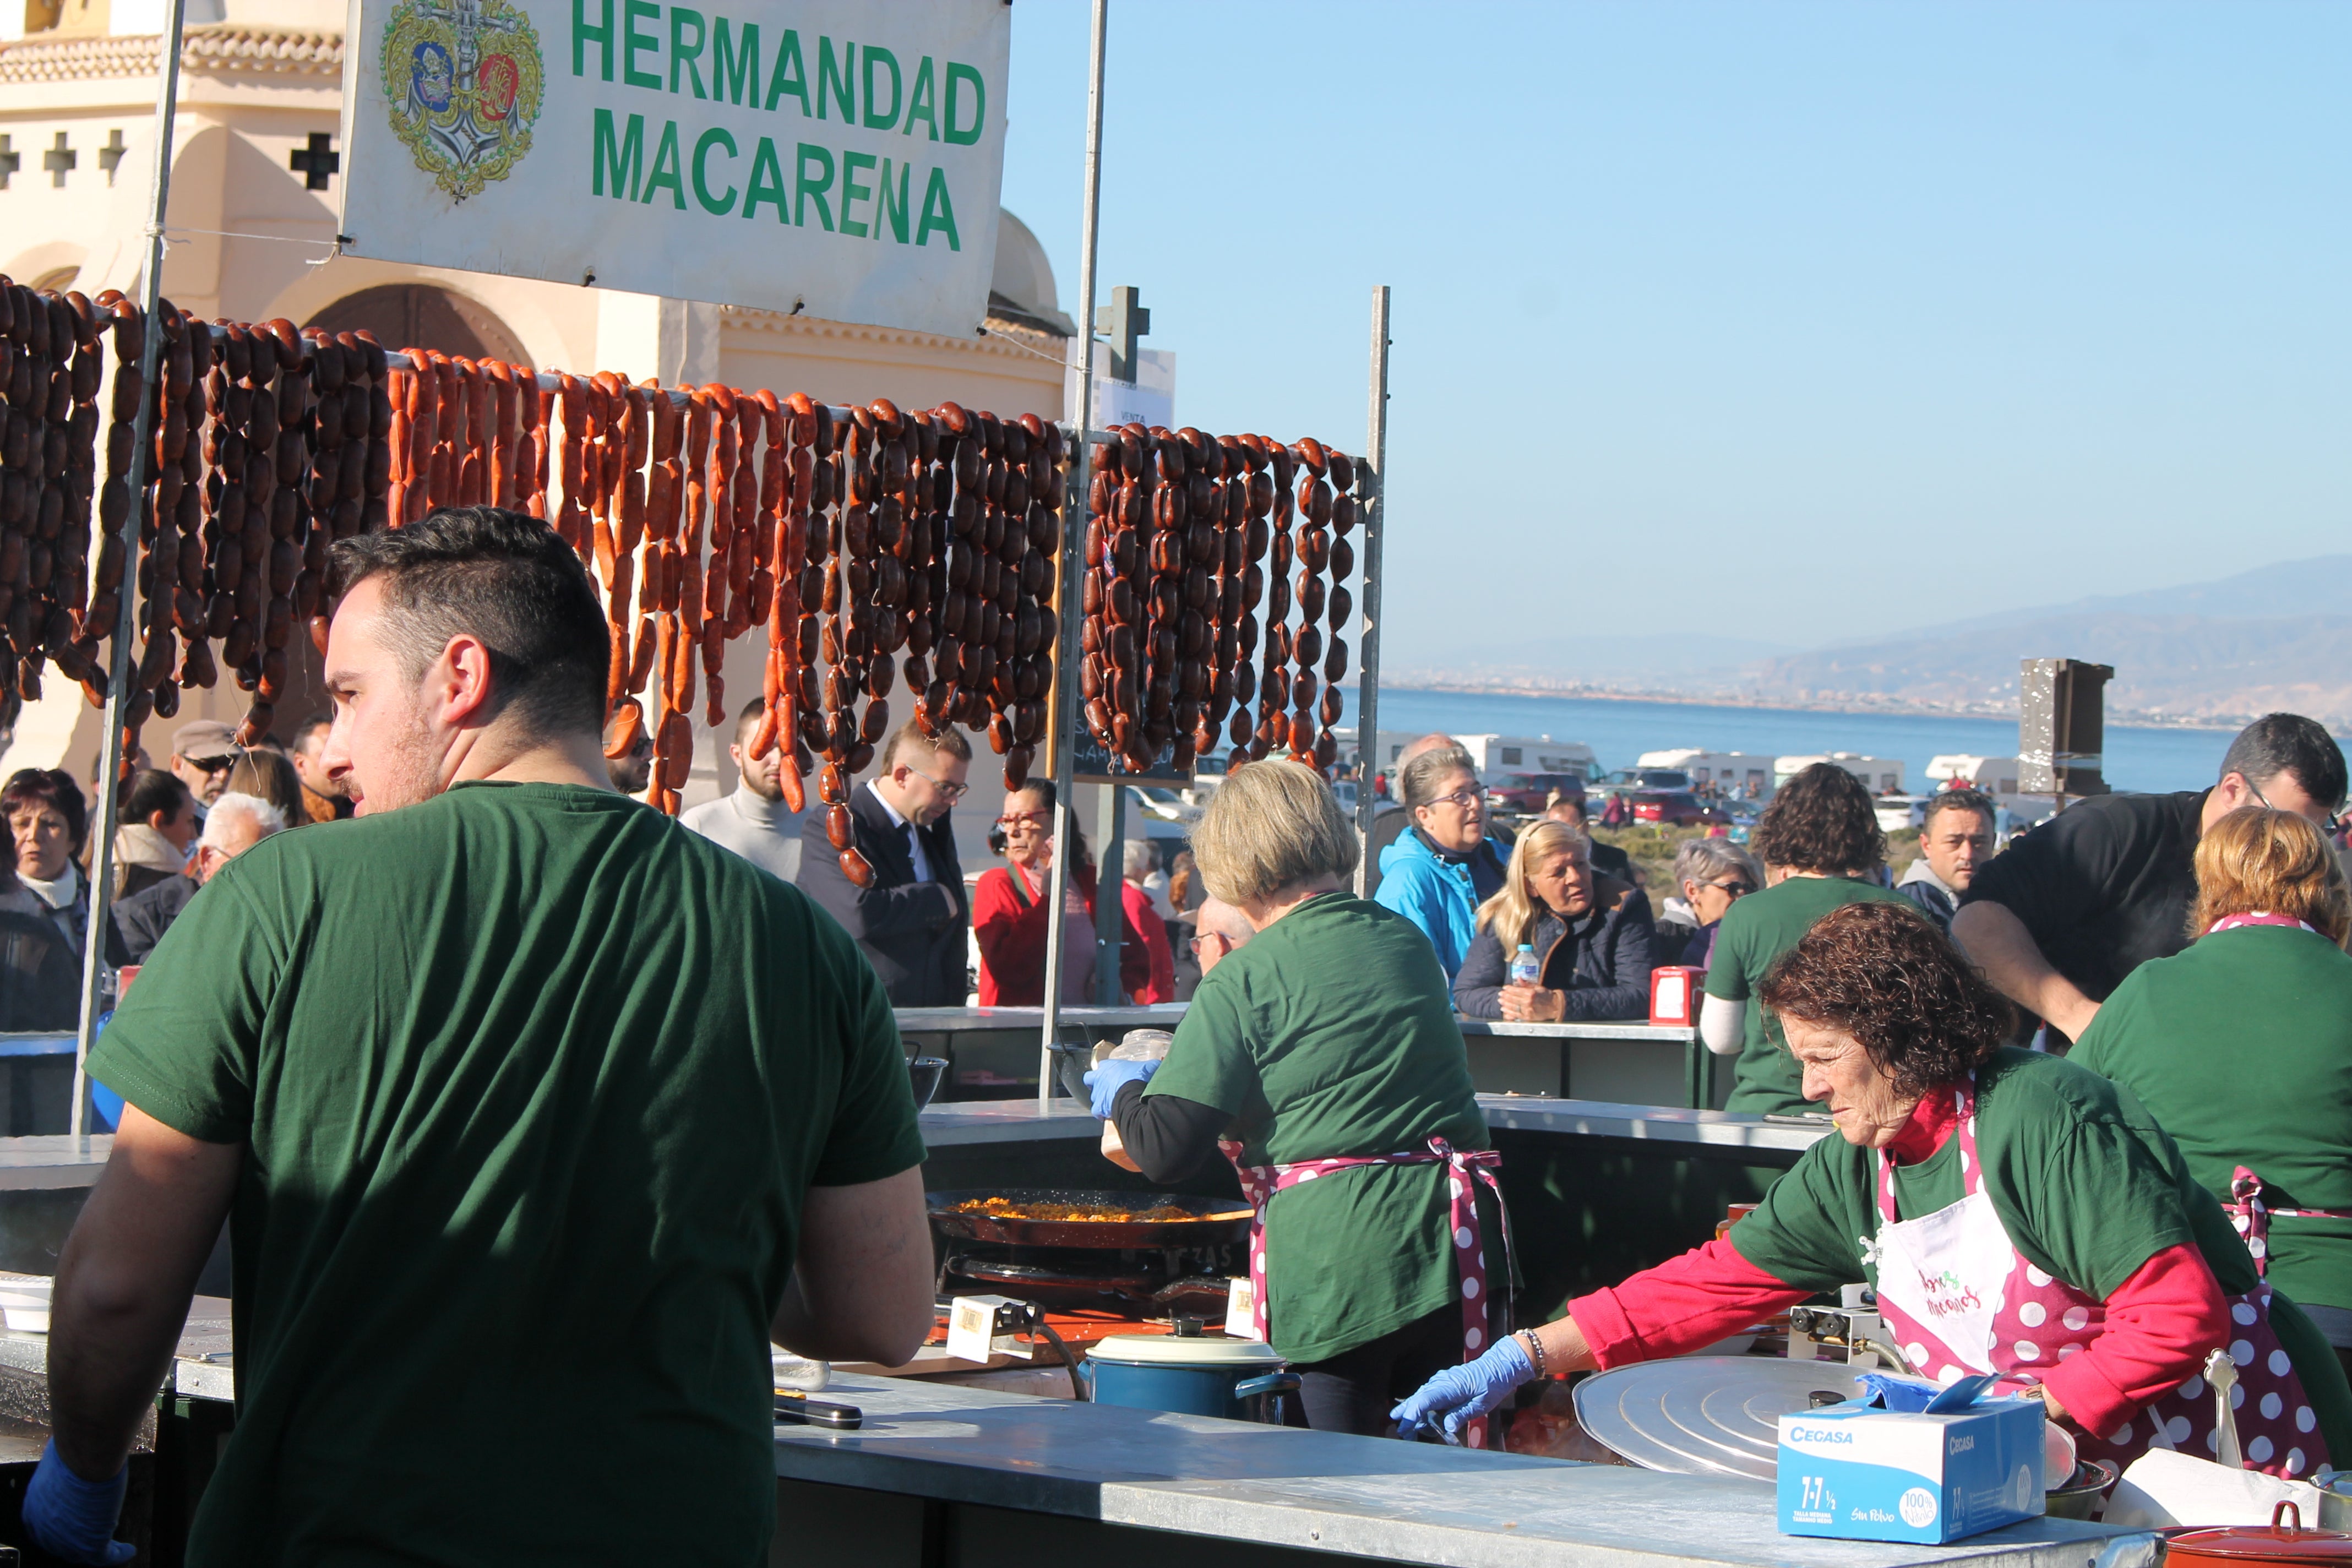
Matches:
[1397,556,2352,727]
[1744,556,2352,726]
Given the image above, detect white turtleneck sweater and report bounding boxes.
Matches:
[678,786,803,883]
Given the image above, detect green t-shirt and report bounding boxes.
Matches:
[1146,894,1486,1363]
[1705,873,1913,1116]
[2073,926,2352,1314]
[1728,1049,2352,1457]
[90,782,925,1568]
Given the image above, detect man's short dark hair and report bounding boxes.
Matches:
[733,698,766,749]
[2220,714,2348,815]
[292,712,333,755]
[1921,788,1996,834]
[1751,762,1885,875]
[328,508,608,740]
[884,719,973,769]
[124,768,192,825]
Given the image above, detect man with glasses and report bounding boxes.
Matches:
[1896,786,1997,936]
[798,722,974,1006]
[1954,712,2348,1047]
[168,720,243,818]
[1188,897,1255,977]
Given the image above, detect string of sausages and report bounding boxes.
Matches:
[0,281,396,767]
[1082,425,1355,777]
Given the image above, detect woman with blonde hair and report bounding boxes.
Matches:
[225,749,308,831]
[1452,820,1656,1021]
[2074,807,2352,1378]
[1085,760,1505,1442]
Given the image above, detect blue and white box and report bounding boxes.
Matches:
[1777,1381,2046,1544]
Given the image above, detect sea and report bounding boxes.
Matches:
[1332,689,2237,796]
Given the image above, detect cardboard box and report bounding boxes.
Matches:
[1778,1389,2046,1544]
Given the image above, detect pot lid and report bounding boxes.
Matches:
[2172,1504,2352,1562]
[1087,1333,1286,1368]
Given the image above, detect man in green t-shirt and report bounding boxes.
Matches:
[25,509,934,1567]
[1702,763,1912,1116]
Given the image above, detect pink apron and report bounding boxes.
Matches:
[1871,1079,2326,1478]
[1222,1135,1509,1447]
[2204,916,2352,1278]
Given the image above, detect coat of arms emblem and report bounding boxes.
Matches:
[380,0,543,202]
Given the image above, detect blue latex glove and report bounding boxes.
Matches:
[22,1439,134,1565]
[1390,1333,1536,1444]
[1084,1058,1158,1120]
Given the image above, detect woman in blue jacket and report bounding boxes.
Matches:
[1374,746,1502,980]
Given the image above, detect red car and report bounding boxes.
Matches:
[1631,790,1727,827]
[1483,773,1588,815]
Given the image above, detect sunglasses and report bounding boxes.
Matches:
[1700,878,1757,898]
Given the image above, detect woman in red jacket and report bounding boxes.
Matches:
[973,781,1153,1005]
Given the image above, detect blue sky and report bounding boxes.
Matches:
[995,2,2350,669]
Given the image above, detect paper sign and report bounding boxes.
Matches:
[1223,1277,1257,1340]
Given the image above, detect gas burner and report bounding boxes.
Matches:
[935,1239,1242,1315]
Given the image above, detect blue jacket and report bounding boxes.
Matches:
[1374,829,1483,981]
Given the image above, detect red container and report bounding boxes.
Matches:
[1649,966,1701,1027]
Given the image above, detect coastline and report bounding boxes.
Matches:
[1380,679,2243,734]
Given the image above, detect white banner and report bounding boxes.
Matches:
[336,0,1009,336]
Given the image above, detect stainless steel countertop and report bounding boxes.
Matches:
[893,1005,1695,1046]
[911,1097,1834,1156]
[774,1374,2117,1568]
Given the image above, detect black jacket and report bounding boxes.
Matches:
[110,873,198,966]
[1452,875,1658,1021]
[797,785,969,1006]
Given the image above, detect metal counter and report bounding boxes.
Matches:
[772,1374,2118,1568]
[895,1005,1711,1109]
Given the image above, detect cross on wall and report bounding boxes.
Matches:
[98,129,126,186]
[42,132,74,188]
[1095,285,1150,384]
[290,132,339,190]
[0,137,18,190]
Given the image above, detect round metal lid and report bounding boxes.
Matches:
[1086,1333,1287,1369]
[1572,1357,1871,1479]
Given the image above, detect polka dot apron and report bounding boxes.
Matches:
[2206,917,2352,1282]
[1870,1079,2326,1479]
[1222,1136,1510,1448]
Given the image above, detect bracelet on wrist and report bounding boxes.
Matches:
[1518,1329,1548,1379]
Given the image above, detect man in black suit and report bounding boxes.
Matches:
[798,723,973,1006]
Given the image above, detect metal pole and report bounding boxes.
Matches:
[1352,286,1391,897]
[72,0,188,1137]
[1093,782,1124,1004]
[1039,0,1108,1107]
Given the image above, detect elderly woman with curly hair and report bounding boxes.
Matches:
[1396,900,2352,1478]
[2074,808,2352,1382]
[1703,761,1910,1116]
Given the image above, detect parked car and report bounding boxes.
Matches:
[1631,790,1728,827]
[1601,767,1692,792]
[1129,786,1203,824]
[1484,772,1588,816]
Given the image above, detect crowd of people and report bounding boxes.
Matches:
[0,500,2345,1564]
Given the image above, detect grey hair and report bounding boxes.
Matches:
[1123,838,1159,878]
[1191,760,1360,905]
[199,792,288,848]
[1399,745,1477,813]
[1672,836,1762,890]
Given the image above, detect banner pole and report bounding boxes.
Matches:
[73,0,189,1137]
[1038,0,1109,1109]
[1352,286,1391,894]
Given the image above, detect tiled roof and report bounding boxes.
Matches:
[0,24,341,84]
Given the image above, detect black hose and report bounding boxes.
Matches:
[1023,1305,1085,1401]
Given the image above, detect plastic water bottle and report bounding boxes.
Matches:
[1509,944,1540,987]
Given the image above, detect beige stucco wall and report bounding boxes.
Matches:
[0,17,1068,797]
